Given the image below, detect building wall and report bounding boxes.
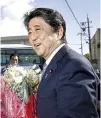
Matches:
[1,39,29,45]
[91,28,100,71]
[1,35,30,45]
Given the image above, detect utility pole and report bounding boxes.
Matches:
[87,14,92,62]
[80,30,83,55]
[80,15,92,62]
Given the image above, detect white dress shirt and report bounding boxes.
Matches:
[46,43,65,67]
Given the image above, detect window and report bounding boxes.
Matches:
[1,48,45,66]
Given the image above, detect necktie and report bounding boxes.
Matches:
[41,63,47,77]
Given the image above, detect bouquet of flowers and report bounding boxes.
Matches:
[3,65,41,104]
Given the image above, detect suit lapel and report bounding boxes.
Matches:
[38,45,70,92]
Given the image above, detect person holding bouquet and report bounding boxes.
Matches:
[1,54,19,75]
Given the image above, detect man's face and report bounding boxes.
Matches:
[10,56,18,65]
[28,17,62,60]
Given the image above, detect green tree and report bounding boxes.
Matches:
[84,53,90,60]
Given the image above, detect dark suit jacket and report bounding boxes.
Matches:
[37,45,99,118]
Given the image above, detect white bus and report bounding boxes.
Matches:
[1,44,44,69]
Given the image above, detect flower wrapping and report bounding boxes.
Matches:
[3,65,41,104]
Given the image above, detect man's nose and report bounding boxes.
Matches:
[31,33,38,41]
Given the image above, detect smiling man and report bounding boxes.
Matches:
[28,16,64,60]
[23,8,99,118]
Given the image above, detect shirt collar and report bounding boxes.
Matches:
[46,43,65,66]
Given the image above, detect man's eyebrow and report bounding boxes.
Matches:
[28,25,41,31]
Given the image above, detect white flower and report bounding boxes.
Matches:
[13,76,23,83]
[4,66,27,84]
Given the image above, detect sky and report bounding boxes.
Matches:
[0,0,100,54]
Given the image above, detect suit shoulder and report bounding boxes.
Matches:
[60,48,93,73]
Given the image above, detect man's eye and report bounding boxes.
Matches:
[28,32,32,35]
[36,29,40,31]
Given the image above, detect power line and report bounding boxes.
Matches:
[64,0,82,29]
[64,0,89,38]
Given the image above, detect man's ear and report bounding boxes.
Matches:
[57,26,64,40]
